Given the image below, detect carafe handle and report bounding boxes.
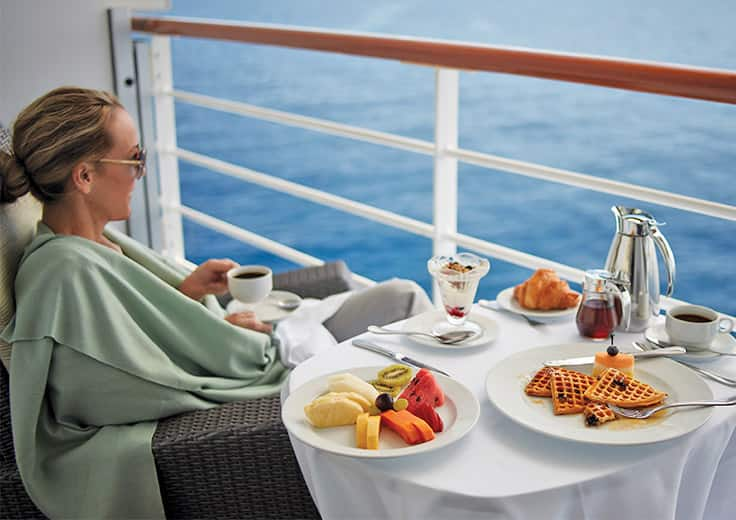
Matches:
[610,280,631,331]
[651,226,676,297]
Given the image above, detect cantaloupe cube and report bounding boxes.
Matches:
[366,415,381,450]
[355,412,369,448]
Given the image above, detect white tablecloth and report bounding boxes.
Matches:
[285,306,736,520]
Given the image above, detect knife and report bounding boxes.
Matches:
[351,339,451,378]
[544,346,686,367]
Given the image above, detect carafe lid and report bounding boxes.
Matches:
[583,269,617,292]
[612,206,664,236]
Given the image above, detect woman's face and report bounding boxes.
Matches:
[88,108,141,221]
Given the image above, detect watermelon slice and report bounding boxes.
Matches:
[399,368,445,410]
[411,402,444,433]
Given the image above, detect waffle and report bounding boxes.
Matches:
[583,402,617,427]
[584,368,667,408]
[550,368,596,415]
[525,367,554,397]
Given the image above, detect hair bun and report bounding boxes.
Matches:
[0,151,32,203]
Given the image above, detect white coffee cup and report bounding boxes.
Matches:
[665,304,734,348]
[227,265,272,306]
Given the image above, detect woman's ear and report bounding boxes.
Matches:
[70,162,94,194]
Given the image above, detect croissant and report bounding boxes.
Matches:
[513,269,580,310]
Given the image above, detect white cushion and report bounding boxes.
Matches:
[0,194,42,369]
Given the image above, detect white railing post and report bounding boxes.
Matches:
[432,68,459,302]
[151,36,185,261]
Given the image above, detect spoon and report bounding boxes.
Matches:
[275,297,301,310]
[367,325,476,344]
[643,333,736,357]
[276,298,301,310]
[633,341,736,386]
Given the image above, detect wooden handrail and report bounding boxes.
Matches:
[132,16,736,105]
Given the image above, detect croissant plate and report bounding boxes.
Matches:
[513,269,580,310]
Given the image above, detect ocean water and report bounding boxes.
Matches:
[158,0,736,315]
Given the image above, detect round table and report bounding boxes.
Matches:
[285,306,736,520]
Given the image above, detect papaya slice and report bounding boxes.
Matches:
[411,419,436,443]
[380,409,434,445]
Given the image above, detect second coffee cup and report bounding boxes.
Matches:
[227,265,272,306]
[665,304,734,348]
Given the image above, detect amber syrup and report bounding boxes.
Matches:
[576,299,617,340]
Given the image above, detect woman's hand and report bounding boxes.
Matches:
[179,258,237,301]
[225,311,273,334]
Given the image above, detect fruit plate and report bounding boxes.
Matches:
[282,366,480,458]
[486,343,713,446]
[496,287,578,320]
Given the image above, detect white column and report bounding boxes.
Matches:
[108,7,149,241]
[151,35,185,261]
[432,68,459,302]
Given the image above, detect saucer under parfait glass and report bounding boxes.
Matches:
[427,252,490,336]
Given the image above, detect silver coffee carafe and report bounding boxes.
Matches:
[604,206,676,332]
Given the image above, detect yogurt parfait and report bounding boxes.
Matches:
[427,253,490,333]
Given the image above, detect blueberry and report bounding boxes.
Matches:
[606,345,619,356]
[375,393,394,412]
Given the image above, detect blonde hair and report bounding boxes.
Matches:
[0,86,123,204]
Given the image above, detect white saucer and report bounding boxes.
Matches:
[226,290,302,323]
[496,287,578,321]
[401,309,498,349]
[644,323,736,359]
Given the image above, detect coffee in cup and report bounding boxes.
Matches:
[665,304,734,348]
[227,265,272,306]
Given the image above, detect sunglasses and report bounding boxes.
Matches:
[98,147,147,180]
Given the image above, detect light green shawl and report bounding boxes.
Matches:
[1,224,289,519]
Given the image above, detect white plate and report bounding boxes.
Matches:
[645,323,736,360]
[496,287,578,321]
[401,309,498,348]
[282,366,480,458]
[226,290,302,323]
[486,343,713,445]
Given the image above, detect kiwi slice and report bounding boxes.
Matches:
[369,380,402,397]
[377,364,413,387]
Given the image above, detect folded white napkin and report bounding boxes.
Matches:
[275,291,353,368]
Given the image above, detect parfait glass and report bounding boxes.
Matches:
[427,252,490,336]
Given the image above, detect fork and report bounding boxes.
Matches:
[608,398,736,419]
[477,299,545,326]
[633,341,736,387]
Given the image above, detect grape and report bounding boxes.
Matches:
[375,393,394,412]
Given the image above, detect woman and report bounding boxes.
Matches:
[0,87,431,519]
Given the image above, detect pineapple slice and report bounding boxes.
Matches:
[327,373,379,403]
[304,396,365,428]
[311,391,371,412]
[355,412,369,448]
[365,415,381,450]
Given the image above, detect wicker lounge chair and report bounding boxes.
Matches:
[0,258,358,520]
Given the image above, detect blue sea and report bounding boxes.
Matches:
[157,0,736,315]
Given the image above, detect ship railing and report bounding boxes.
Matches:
[110,10,736,299]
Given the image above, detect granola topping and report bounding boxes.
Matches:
[445,261,474,273]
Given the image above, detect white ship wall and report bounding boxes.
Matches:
[0,0,169,125]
